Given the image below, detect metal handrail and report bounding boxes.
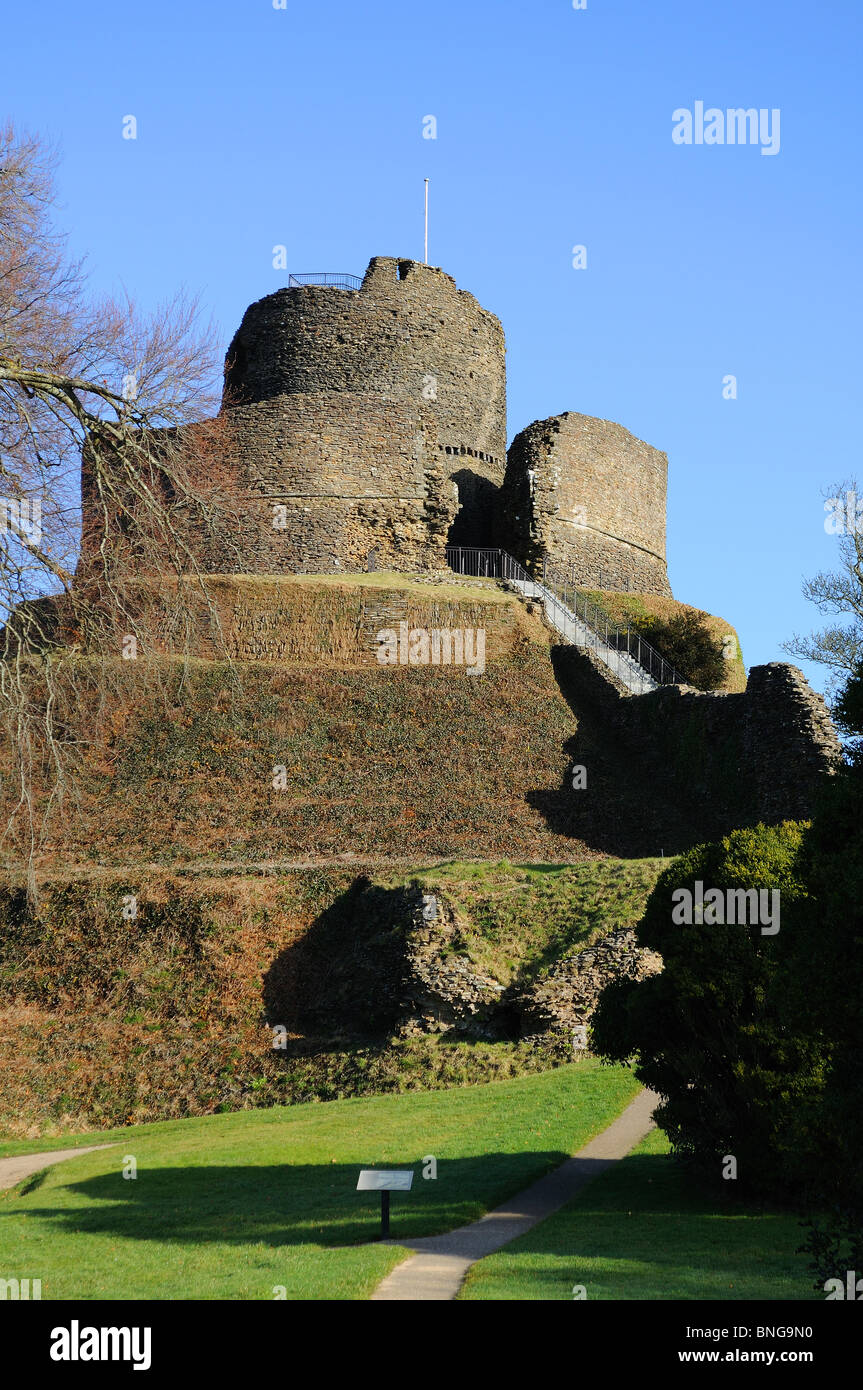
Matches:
[287,273,362,291]
[445,546,687,689]
[542,560,688,687]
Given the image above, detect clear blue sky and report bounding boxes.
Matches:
[7,0,861,694]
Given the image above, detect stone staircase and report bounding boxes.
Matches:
[446,546,683,695]
[507,572,659,694]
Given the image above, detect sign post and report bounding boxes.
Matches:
[356,1169,414,1240]
[381,1189,390,1237]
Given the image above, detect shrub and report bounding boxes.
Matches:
[591,822,817,1196]
[781,757,863,1281]
[641,610,727,690]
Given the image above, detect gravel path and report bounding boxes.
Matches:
[0,1144,117,1193]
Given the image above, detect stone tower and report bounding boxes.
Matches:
[79,257,677,594]
[497,412,672,595]
[216,256,507,571]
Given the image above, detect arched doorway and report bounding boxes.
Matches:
[446,469,500,548]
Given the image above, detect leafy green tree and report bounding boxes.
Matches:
[591,823,818,1195]
[781,663,863,1281]
[830,662,863,762]
[592,659,863,1283]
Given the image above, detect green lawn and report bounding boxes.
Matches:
[0,1061,640,1300]
[460,1127,818,1301]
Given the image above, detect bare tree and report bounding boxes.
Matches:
[783,479,863,694]
[0,122,240,903]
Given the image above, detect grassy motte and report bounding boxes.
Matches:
[0,575,735,872]
[0,860,664,1136]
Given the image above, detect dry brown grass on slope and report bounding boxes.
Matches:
[0,640,600,869]
[0,860,661,1135]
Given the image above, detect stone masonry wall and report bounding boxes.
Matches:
[397,891,663,1044]
[222,257,507,560]
[742,663,846,823]
[497,412,672,595]
[78,399,458,578]
[197,391,457,574]
[554,646,843,837]
[126,575,534,666]
[508,928,663,1041]
[80,258,507,580]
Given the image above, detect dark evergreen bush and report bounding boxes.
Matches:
[591,822,817,1195]
[642,609,727,689]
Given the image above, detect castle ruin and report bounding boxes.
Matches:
[81,255,673,591]
[210,256,506,573]
[498,413,672,594]
[70,253,843,836]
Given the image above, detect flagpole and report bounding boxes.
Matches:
[424,178,429,264]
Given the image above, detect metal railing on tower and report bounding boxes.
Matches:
[287,273,363,291]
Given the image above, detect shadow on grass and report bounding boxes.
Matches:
[1,1151,571,1249]
[262,877,414,1040]
[462,1154,816,1301]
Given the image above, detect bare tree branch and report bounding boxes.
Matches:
[0,121,242,905]
[783,478,863,696]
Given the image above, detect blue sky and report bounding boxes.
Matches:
[6,0,861,693]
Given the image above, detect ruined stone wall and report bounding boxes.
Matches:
[497,412,672,595]
[555,648,843,836]
[222,257,507,558]
[116,574,536,666]
[508,928,663,1041]
[741,663,845,823]
[626,661,844,831]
